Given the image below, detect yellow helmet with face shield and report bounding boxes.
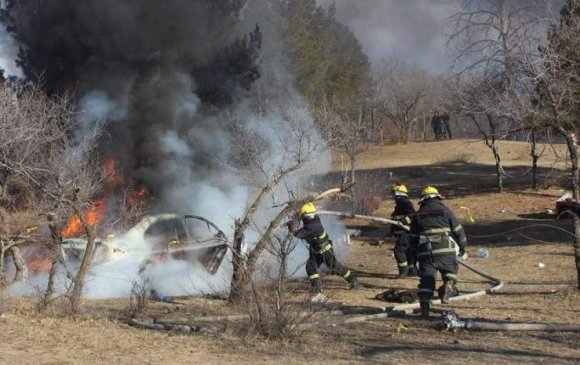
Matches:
[391,183,408,196]
[420,186,442,202]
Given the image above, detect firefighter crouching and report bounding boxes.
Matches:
[390,183,417,279]
[288,202,358,301]
[409,186,467,318]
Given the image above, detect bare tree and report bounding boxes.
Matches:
[43,126,105,312]
[451,74,512,192]
[0,82,105,310]
[319,100,369,213]
[447,0,550,192]
[0,84,72,282]
[531,0,580,288]
[227,107,329,300]
[374,56,430,144]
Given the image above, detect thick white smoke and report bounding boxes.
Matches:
[0,24,21,78]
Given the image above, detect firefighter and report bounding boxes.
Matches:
[288,202,358,301]
[409,186,467,318]
[390,183,417,278]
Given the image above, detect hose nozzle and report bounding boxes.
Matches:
[437,310,467,331]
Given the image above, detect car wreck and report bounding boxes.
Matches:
[26,213,232,280]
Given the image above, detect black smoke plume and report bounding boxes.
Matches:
[0,0,261,207]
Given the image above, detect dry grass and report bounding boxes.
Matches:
[1,140,579,364]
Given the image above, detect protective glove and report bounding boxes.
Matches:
[458,247,466,257]
[286,220,296,233]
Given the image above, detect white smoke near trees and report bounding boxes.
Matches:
[0,24,20,77]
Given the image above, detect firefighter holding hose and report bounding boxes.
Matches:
[390,182,417,278]
[410,186,467,318]
[288,202,358,302]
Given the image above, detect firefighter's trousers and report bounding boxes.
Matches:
[306,246,352,293]
[393,233,415,269]
[417,254,458,300]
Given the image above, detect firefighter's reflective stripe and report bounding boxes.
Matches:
[418,288,432,294]
[417,234,449,244]
[445,273,458,280]
[313,243,332,254]
[453,224,463,232]
[318,232,327,240]
[309,273,320,280]
[342,270,351,279]
[398,261,408,267]
[423,227,451,235]
[393,215,412,224]
[417,247,456,257]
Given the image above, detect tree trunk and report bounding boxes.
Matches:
[400,122,409,144]
[349,153,356,214]
[565,135,580,200]
[491,139,504,193]
[70,224,96,312]
[530,129,539,190]
[574,216,580,290]
[277,239,289,304]
[43,223,62,309]
[0,239,5,282]
[9,246,27,282]
[563,132,580,289]
[230,220,247,301]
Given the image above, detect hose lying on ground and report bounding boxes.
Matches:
[314,210,580,332]
[298,257,504,329]
[438,310,580,332]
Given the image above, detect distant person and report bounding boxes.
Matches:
[431,111,441,140]
[409,186,467,318]
[288,202,358,302]
[441,112,452,139]
[389,183,417,279]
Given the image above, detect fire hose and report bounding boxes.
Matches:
[315,210,580,332]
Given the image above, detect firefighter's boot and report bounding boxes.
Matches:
[396,266,409,279]
[348,274,358,290]
[439,281,457,304]
[310,278,322,294]
[407,266,418,277]
[420,300,430,318]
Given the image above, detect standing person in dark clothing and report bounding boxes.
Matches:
[390,183,417,278]
[441,112,452,139]
[409,186,467,318]
[431,111,441,140]
[288,202,358,302]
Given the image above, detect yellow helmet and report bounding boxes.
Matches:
[300,202,317,216]
[420,186,442,202]
[391,183,408,196]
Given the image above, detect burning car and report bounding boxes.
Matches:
[27,213,230,278]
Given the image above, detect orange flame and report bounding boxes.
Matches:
[28,257,52,274]
[61,198,107,238]
[61,157,150,238]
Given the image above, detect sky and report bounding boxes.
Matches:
[318,0,461,72]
